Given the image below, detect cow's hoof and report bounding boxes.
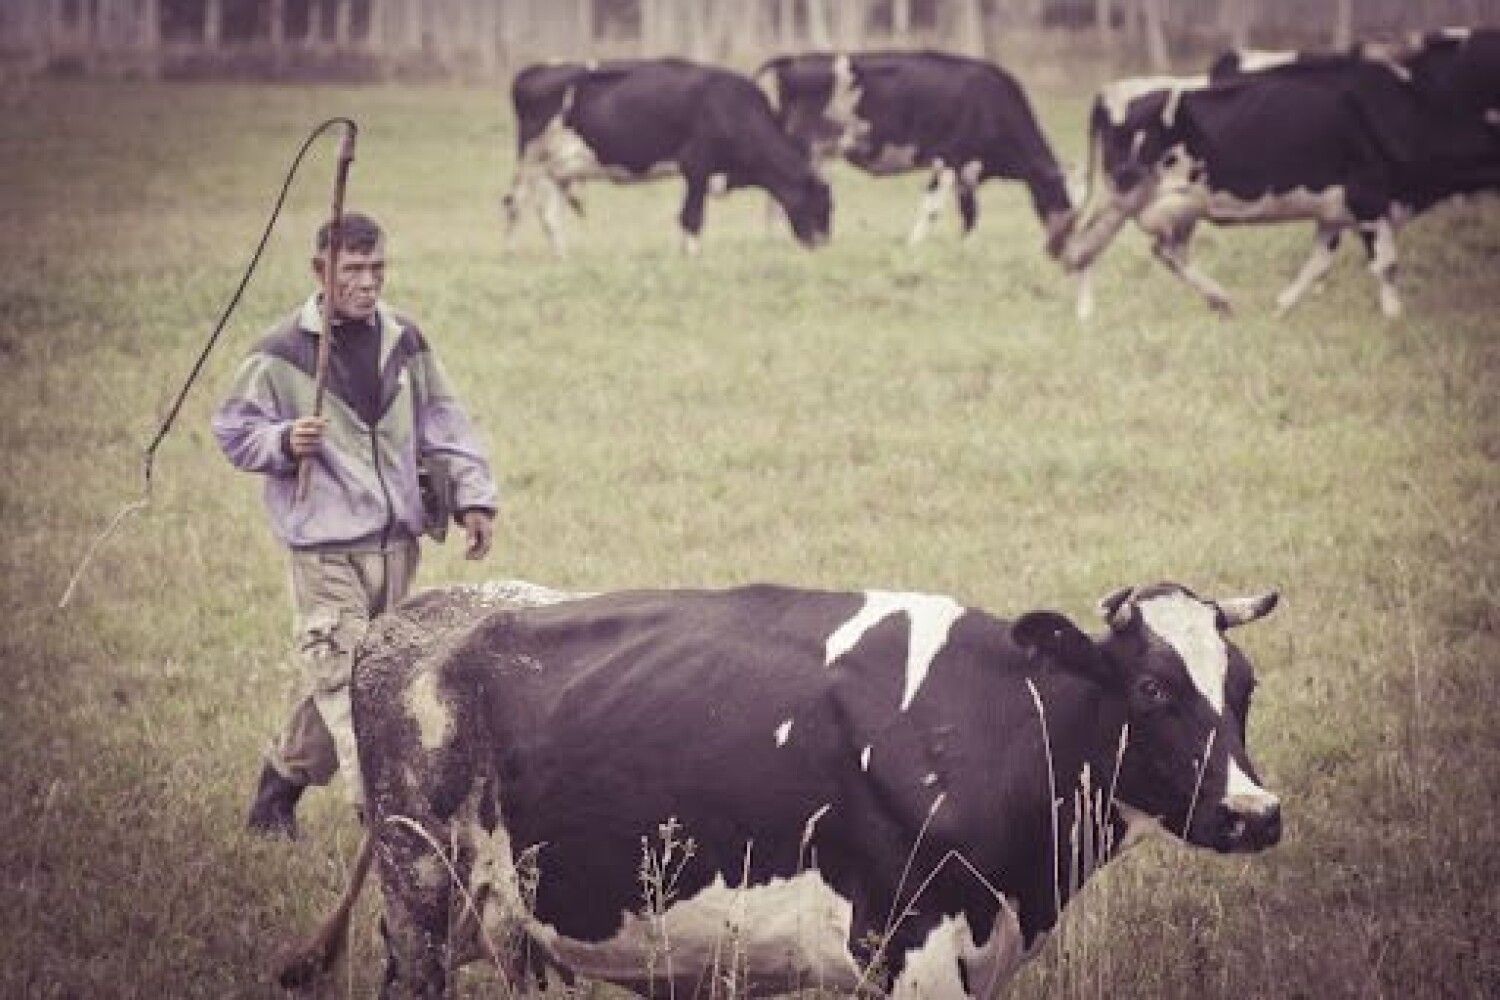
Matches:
[1209,296,1234,317]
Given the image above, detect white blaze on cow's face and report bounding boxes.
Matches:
[1137,591,1228,713]
[826,591,966,711]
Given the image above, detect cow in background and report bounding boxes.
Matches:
[1061,50,1500,320]
[502,59,832,255]
[279,579,1283,999]
[755,50,1076,254]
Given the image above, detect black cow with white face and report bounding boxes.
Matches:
[755,51,1076,254]
[501,59,832,255]
[1063,46,1500,320]
[280,579,1281,999]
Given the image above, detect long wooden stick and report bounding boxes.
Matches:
[296,122,358,503]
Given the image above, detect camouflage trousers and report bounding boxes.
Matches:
[265,538,420,804]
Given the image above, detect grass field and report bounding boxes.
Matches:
[2,78,1498,998]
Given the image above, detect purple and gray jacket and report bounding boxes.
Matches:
[213,295,498,552]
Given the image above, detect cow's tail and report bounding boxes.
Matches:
[273,830,377,990]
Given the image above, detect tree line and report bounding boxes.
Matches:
[2,0,1495,81]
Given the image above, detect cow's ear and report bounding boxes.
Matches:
[1013,611,1103,676]
[1096,586,1137,632]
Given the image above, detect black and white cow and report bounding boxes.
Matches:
[280,578,1282,999]
[501,59,832,255]
[1062,46,1500,319]
[755,50,1076,253]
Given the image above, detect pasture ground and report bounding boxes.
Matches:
[1,80,1497,998]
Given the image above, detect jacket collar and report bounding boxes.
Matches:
[296,293,403,366]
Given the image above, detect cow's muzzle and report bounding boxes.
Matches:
[1219,801,1282,853]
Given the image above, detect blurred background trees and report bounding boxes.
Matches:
[1,0,1495,82]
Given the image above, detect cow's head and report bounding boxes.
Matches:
[781,172,833,248]
[1015,582,1282,855]
[1059,83,1194,272]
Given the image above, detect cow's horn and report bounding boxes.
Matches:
[1216,591,1280,629]
[1096,586,1137,631]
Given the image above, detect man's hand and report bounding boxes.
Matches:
[287,416,328,459]
[462,510,495,561]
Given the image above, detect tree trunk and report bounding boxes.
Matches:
[835,0,864,49]
[203,0,221,47]
[805,0,831,48]
[334,0,351,46]
[954,0,984,57]
[138,0,159,51]
[1141,0,1169,71]
[892,0,911,35]
[1331,0,1353,50]
[778,0,797,49]
[1095,0,1111,41]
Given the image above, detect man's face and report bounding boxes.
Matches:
[314,237,385,322]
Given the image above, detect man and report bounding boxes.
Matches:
[213,211,498,838]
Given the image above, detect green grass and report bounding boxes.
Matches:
[2,79,1498,998]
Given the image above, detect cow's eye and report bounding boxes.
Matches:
[1161,151,1179,168]
[1138,677,1171,704]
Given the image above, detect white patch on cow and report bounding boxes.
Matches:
[801,803,832,859]
[775,719,794,747]
[1438,26,1473,42]
[889,902,1034,1000]
[1098,75,1206,125]
[1485,108,1500,127]
[404,667,453,752]
[921,772,939,787]
[1224,759,1280,817]
[861,142,921,174]
[889,914,972,999]
[1234,49,1297,73]
[527,122,678,186]
[708,172,729,196]
[860,745,872,771]
[825,591,966,711]
[1137,592,1227,713]
[960,159,983,186]
[533,870,862,993]
[1204,184,1351,225]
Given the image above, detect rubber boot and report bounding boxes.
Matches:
[246,763,305,840]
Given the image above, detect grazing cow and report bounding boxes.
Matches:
[755,51,1076,253]
[1061,54,1500,319]
[280,578,1282,999]
[501,59,832,255]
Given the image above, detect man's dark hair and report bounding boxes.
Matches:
[315,211,383,254]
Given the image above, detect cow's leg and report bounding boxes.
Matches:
[1150,226,1233,315]
[1275,223,1343,316]
[1075,265,1096,322]
[1361,216,1402,319]
[955,162,983,242]
[501,175,527,251]
[537,178,569,257]
[679,172,710,256]
[908,163,956,245]
[376,821,459,1000]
